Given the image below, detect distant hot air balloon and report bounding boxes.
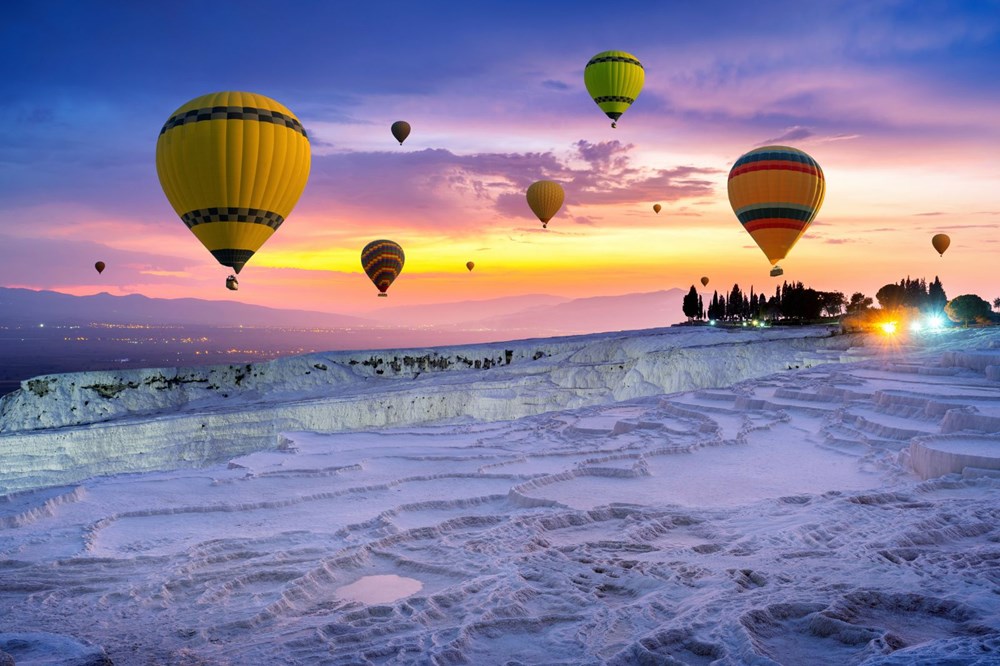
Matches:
[728,145,825,277]
[155,92,311,282]
[584,50,644,128]
[931,234,950,256]
[226,275,239,291]
[701,276,709,287]
[362,240,405,297]
[526,180,565,229]
[653,204,662,214]
[94,261,105,275]
[391,121,411,146]
[466,261,475,272]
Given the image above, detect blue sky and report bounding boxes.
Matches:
[1,1,998,314]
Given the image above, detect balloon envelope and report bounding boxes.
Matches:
[391,121,410,145]
[526,180,565,228]
[727,145,825,267]
[584,51,644,128]
[701,277,709,287]
[653,204,661,214]
[466,261,475,272]
[932,234,950,256]
[155,91,311,274]
[362,240,405,296]
[94,261,105,274]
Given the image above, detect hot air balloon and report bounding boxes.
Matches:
[653,204,662,214]
[94,261,105,275]
[931,234,950,256]
[701,276,709,287]
[391,121,411,146]
[466,261,475,272]
[362,240,405,297]
[155,92,311,285]
[526,180,564,229]
[226,275,239,291]
[584,51,644,128]
[728,145,825,277]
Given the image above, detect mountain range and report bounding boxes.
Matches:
[0,287,687,335]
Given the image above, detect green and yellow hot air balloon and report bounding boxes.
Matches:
[584,50,644,128]
[155,91,311,280]
[361,239,405,297]
[728,145,825,277]
[526,180,564,229]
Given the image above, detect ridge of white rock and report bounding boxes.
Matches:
[0,326,856,493]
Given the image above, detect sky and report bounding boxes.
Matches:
[1,0,998,318]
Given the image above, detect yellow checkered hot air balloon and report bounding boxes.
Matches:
[727,145,825,277]
[584,51,644,128]
[155,92,311,282]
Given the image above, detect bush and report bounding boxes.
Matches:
[944,294,992,326]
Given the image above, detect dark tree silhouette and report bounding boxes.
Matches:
[682,286,700,321]
[876,283,906,310]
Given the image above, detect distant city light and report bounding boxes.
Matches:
[910,320,924,332]
[709,319,716,326]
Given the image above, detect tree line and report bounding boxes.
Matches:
[681,276,962,324]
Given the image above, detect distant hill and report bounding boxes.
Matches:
[360,294,571,327]
[460,289,687,334]
[0,288,375,328]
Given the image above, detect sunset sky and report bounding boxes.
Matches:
[2,1,998,317]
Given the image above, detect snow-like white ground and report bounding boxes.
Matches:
[1,326,999,665]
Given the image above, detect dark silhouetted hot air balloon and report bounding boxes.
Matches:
[362,240,405,297]
[653,204,661,214]
[391,121,411,145]
[932,234,950,256]
[701,276,709,287]
[526,180,564,229]
[466,261,475,272]
[226,275,239,291]
[155,92,311,281]
[584,51,644,128]
[728,145,825,277]
[94,261,105,274]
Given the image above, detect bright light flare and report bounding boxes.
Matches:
[880,322,897,335]
[925,315,944,330]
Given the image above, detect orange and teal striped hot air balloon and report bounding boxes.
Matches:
[727,145,825,276]
[361,240,405,297]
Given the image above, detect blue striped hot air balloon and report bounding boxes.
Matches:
[727,145,825,277]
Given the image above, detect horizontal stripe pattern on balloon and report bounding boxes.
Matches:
[361,240,405,295]
[160,106,307,137]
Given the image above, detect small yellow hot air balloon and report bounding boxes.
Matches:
[931,234,950,256]
[584,51,644,128]
[526,180,564,229]
[728,145,825,276]
[94,261,105,275]
[156,92,311,281]
[391,121,410,145]
[362,240,405,297]
[701,276,709,287]
[653,204,661,214]
[466,261,475,272]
